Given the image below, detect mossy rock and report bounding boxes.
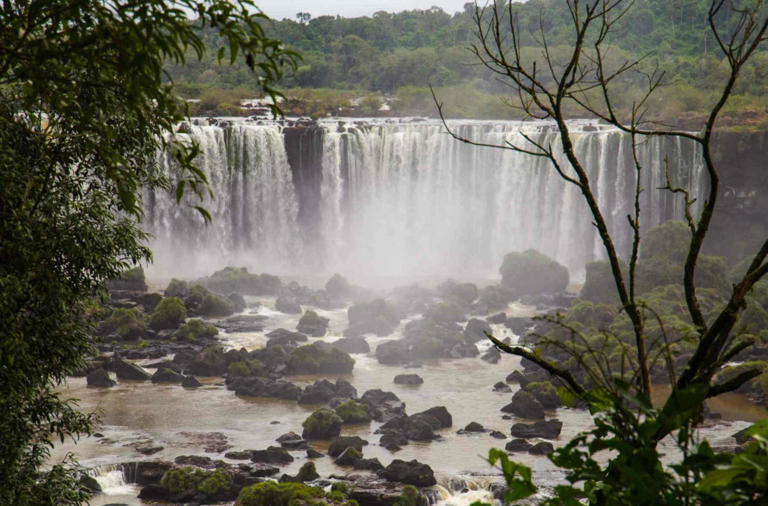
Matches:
[287,344,354,374]
[174,319,218,341]
[101,308,146,340]
[499,249,569,297]
[235,481,355,506]
[149,297,187,330]
[334,400,371,424]
[581,260,624,304]
[200,293,235,317]
[302,408,343,440]
[524,381,562,409]
[159,467,232,501]
[198,266,283,296]
[227,359,263,377]
[165,278,189,298]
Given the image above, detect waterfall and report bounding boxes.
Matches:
[144,119,705,281]
[86,464,136,496]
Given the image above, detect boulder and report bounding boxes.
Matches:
[279,462,319,483]
[437,280,478,307]
[525,381,562,409]
[86,368,115,387]
[151,367,185,383]
[404,417,436,441]
[501,390,545,420]
[360,389,406,422]
[464,318,492,344]
[334,400,371,424]
[227,293,246,312]
[394,374,423,386]
[411,406,452,429]
[302,408,343,440]
[296,310,329,337]
[216,315,267,333]
[499,249,569,297]
[250,446,293,465]
[249,463,279,477]
[380,432,408,451]
[111,358,150,381]
[529,441,554,455]
[463,422,485,432]
[334,447,362,466]
[328,436,368,457]
[346,299,400,337]
[493,381,511,392]
[481,347,501,364]
[382,459,436,487]
[449,342,480,358]
[487,312,507,324]
[298,379,338,405]
[331,336,370,354]
[424,302,465,323]
[325,273,352,299]
[275,296,301,314]
[181,375,202,388]
[265,328,307,346]
[188,346,227,376]
[505,438,533,452]
[510,419,563,439]
[287,343,354,375]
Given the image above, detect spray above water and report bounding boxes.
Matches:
[144,119,705,282]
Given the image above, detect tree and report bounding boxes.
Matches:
[0,1,297,503]
[434,0,768,503]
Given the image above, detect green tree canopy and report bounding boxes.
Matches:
[0,1,296,503]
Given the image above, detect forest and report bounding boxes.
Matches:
[167,0,768,125]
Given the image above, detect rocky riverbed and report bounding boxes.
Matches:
[54,266,766,505]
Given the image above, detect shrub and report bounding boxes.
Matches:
[149,297,187,330]
[287,344,354,374]
[236,481,356,506]
[302,408,343,440]
[499,249,569,297]
[174,319,218,341]
[165,278,189,298]
[101,308,145,340]
[227,359,262,377]
[334,400,371,424]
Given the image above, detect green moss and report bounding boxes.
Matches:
[236,481,357,506]
[295,461,319,482]
[566,300,617,331]
[396,485,421,506]
[200,293,235,316]
[149,297,187,330]
[334,400,371,424]
[160,467,205,495]
[287,343,354,374]
[499,249,569,297]
[165,278,189,298]
[197,468,231,495]
[302,408,343,440]
[174,319,218,341]
[525,381,560,408]
[102,308,146,340]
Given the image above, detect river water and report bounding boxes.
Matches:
[54,294,764,505]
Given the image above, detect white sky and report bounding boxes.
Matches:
[257,1,473,20]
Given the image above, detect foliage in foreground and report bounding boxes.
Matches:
[0,0,296,503]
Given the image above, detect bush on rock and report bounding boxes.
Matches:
[149,297,186,330]
[499,249,569,297]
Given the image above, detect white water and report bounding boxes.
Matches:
[145,119,705,282]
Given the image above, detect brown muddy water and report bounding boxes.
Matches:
[53,297,764,505]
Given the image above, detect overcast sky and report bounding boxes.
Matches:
[257,1,472,21]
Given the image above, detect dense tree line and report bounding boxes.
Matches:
[166,0,768,122]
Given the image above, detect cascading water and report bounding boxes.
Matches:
[144,119,705,281]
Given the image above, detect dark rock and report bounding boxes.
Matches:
[296,310,329,337]
[79,474,102,493]
[280,438,308,450]
[394,374,423,385]
[326,274,352,299]
[181,375,202,388]
[86,368,115,387]
[464,318,492,344]
[354,458,384,471]
[216,315,268,333]
[334,447,363,466]
[111,358,150,381]
[361,389,406,422]
[404,417,436,441]
[412,406,452,428]
[136,445,163,456]
[505,438,533,452]
[173,455,216,468]
[424,302,466,323]
[287,343,354,375]
[137,484,167,501]
[490,430,507,439]
[227,293,246,312]
[502,390,545,419]
[302,408,343,440]
[382,459,436,487]
[375,339,411,365]
[328,436,368,457]
[380,432,408,451]
[132,460,173,485]
[151,367,184,383]
[250,446,293,465]
[481,347,501,364]
[265,328,308,345]
[493,381,511,392]
[249,463,279,477]
[525,381,562,409]
[504,317,533,335]
[331,336,370,354]
[137,292,163,313]
[463,422,485,432]
[280,462,319,483]
[437,280,478,307]
[346,299,400,337]
[500,249,569,297]
[275,296,302,314]
[306,449,324,459]
[225,450,254,460]
[511,419,563,439]
[449,342,480,358]
[529,441,554,455]
[506,370,528,386]
[488,312,507,324]
[276,432,302,443]
[188,346,227,376]
[298,379,338,405]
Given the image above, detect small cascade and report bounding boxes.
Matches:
[143,118,706,280]
[429,475,498,505]
[86,464,135,496]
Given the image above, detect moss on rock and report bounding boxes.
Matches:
[236,481,355,506]
[334,400,371,424]
[302,408,343,440]
[174,318,218,341]
[149,297,187,330]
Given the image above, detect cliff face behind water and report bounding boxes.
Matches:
[708,131,768,263]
